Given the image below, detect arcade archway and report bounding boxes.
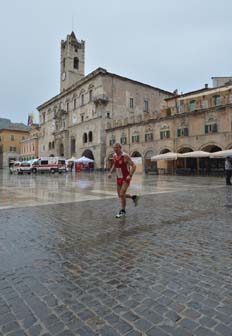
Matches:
[131,151,142,173]
[144,150,157,173]
[160,148,171,154]
[158,148,175,174]
[200,144,223,173]
[59,144,64,157]
[201,144,221,153]
[82,149,94,160]
[177,147,194,170]
[131,151,142,158]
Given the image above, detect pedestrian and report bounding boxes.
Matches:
[225,156,232,185]
[108,142,139,218]
[70,161,74,172]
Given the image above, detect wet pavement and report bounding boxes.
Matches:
[0,171,231,336]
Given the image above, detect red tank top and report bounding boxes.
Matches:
[113,152,130,180]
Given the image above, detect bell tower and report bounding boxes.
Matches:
[60,32,85,92]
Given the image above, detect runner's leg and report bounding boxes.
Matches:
[119,182,130,210]
[117,184,122,198]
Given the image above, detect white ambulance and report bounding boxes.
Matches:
[31,157,66,174]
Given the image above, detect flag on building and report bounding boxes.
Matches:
[31,112,35,123]
[27,113,34,126]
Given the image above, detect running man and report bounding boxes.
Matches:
[108,142,139,218]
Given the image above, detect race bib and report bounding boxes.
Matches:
[116,168,123,178]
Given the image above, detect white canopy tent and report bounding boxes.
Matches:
[75,156,94,164]
[210,149,232,158]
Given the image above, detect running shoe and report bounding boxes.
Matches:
[132,195,140,207]
[115,209,126,218]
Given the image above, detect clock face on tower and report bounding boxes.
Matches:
[62,72,66,81]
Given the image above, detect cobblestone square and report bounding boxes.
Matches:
[0,172,231,335]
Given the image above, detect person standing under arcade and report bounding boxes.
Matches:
[108,142,139,218]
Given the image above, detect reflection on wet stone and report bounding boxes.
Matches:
[0,172,231,335]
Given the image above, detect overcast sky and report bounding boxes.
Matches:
[0,0,231,124]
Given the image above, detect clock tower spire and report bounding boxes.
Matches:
[60,31,85,92]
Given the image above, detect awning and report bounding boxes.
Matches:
[151,152,179,161]
[178,151,210,158]
[210,149,232,158]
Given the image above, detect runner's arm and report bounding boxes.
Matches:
[124,155,136,178]
[108,162,115,178]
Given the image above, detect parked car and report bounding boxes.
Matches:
[16,161,32,175]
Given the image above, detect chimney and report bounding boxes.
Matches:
[204,83,208,89]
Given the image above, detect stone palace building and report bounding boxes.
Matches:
[37,32,172,169]
[37,32,232,173]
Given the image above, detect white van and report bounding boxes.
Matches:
[31,157,66,174]
[17,161,32,175]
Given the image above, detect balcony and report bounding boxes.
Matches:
[53,109,68,119]
[93,94,109,106]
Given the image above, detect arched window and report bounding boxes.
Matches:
[88,131,93,142]
[81,94,84,106]
[52,141,55,149]
[74,57,79,69]
[83,133,88,143]
[49,142,51,150]
[74,98,77,110]
[71,138,76,154]
[89,90,93,102]
[59,144,64,157]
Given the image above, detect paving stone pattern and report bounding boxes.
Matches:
[0,174,231,335]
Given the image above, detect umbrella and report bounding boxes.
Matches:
[210,149,232,158]
[151,152,179,161]
[178,151,210,158]
[75,156,94,164]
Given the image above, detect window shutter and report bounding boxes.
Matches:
[184,128,188,136]
[160,131,163,139]
[177,129,181,137]
[167,130,170,138]
[205,125,208,134]
[213,123,218,133]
